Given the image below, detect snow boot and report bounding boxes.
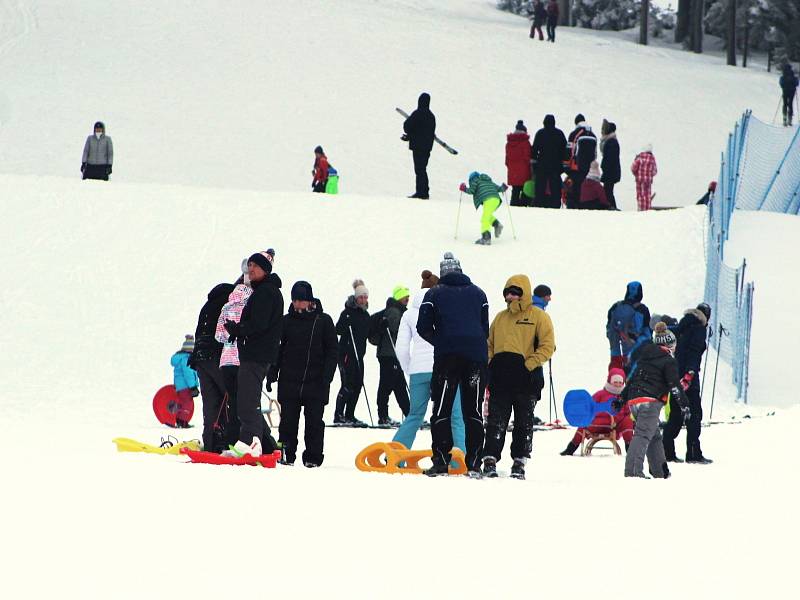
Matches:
[424,461,450,477]
[378,417,401,427]
[475,231,491,245]
[560,441,578,456]
[303,461,320,468]
[333,413,345,424]
[510,459,526,480]
[482,457,498,478]
[493,219,503,238]
[686,456,713,464]
[344,416,368,428]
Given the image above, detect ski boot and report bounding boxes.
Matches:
[303,461,320,468]
[475,231,491,245]
[560,441,578,456]
[493,219,503,238]
[482,457,498,478]
[424,461,450,477]
[466,470,483,479]
[378,417,401,428]
[510,459,526,480]
[344,416,368,428]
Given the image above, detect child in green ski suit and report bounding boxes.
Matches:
[459,172,506,245]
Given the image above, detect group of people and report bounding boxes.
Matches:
[528,0,560,43]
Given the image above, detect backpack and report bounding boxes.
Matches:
[368,309,387,346]
[607,301,638,353]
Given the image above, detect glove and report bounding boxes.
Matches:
[499,183,508,193]
[401,134,409,142]
[224,320,241,343]
[611,398,623,412]
[190,387,200,398]
[107,165,112,175]
[459,182,467,192]
[81,162,86,173]
[680,370,696,391]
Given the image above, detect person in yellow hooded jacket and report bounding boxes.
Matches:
[483,274,555,479]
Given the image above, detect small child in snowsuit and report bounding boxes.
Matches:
[171,335,199,427]
[631,144,657,211]
[459,171,506,245]
[312,145,329,193]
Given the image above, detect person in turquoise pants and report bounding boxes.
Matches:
[459,172,507,246]
[392,271,465,453]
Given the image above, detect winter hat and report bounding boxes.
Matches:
[642,143,653,154]
[604,368,626,396]
[94,121,105,131]
[352,278,369,298]
[708,181,717,192]
[574,113,585,125]
[588,161,602,180]
[392,285,410,302]
[439,252,462,277]
[291,280,314,302]
[421,269,439,289]
[314,145,324,155]
[652,322,677,348]
[696,302,712,321]
[514,120,527,133]
[180,334,195,353]
[247,251,274,274]
[468,171,480,182]
[533,284,552,298]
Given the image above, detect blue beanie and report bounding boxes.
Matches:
[468,171,480,182]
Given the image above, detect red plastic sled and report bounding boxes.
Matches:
[153,385,195,427]
[181,448,281,468]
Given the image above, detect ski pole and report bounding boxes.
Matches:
[709,323,726,422]
[385,325,412,400]
[502,189,518,240]
[548,359,558,422]
[700,325,713,399]
[455,191,463,240]
[349,324,374,426]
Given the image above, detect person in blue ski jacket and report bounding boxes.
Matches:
[606,282,651,373]
[171,335,199,427]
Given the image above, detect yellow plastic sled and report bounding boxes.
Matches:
[355,441,467,475]
[112,437,201,455]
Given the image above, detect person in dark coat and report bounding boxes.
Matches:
[600,119,621,209]
[663,304,713,464]
[333,279,371,426]
[531,114,567,209]
[566,115,597,209]
[190,282,235,452]
[505,120,532,206]
[374,287,411,425]
[270,282,337,467]
[621,323,689,478]
[417,252,489,476]
[530,0,547,40]
[546,0,559,42]
[81,121,113,181]
[222,251,283,457]
[779,63,799,127]
[606,281,652,372]
[403,92,436,199]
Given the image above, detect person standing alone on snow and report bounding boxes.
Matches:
[81,121,113,181]
[600,119,621,209]
[311,146,329,193]
[779,63,798,127]
[505,120,532,206]
[546,0,559,42]
[403,92,436,199]
[530,0,547,40]
[417,253,489,477]
[460,171,506,245]
[631,144,657,211]
[372,285,412,426]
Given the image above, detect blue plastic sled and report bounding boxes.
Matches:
[563,390,617,428]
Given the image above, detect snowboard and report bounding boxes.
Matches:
[395,107,459,155]
[181,448,282,468]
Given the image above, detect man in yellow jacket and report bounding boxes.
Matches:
[483,274,555,480]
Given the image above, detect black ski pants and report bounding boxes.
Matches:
[236,360,271,446]
[195,358,227,452]
[82,164,110,181]
[603,181,617,209]
[278,382,326,466]
[533,170,562,209]
[783,91,796,123]
[221,366,241,446]
[663,382,704,460]
[334,353,364,420]
[377,356,410,420]
[546,19,557,42]
[429,354,486,471]
[413,149,430,197]
[483,387,537,462]
[510,186,528,207]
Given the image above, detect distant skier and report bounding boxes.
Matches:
[631,144,658,211]
[577,161,611,210]
[311,146,329,193]
[333,279,371,426]
[459,171,506,245]
[505,120,532,206]
[546,0,559,42]
[371,285,411,426]
[606,281,652,372]
[530,0,546,40]
[171,335,199,428]
[402,92,436,199]
[779,63,798,127]
[531,114,568,209]
[565,115,597,209]
[81,121,113,181]
[600,119,620,209]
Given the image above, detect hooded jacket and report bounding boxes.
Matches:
[488,275,555,391]
[403,93,436,154]
[675,308,708,377]
[376,297,408,359]
[623,342,685,407]
[465,173,503,209]
[606,282,652,358]
[780,65,798,95]
[631,151,657,182]
[236,272,284,364]
[192,283,235,364]
[216,283,254,367]
[82,133,114,166]
[396,289,435,375]
[505,131,532,186]
[171,351,198,391]
[336,295,370,359]
[532,115,568,174]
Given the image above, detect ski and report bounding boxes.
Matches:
[395,107,459,155]
[327,423,399,430]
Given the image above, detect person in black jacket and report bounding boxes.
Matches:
[190,282,235,452]
[600,119,621,210]
[374,287,411,426]
[531,114,567,209]
[403,92,436,199]
[333,279,371,426]
[780,63,799,127]
[621,322,689,478]
[271,282,337,467]
[566,115,597,209]
[663,304,713,464]
[222,251,284,457]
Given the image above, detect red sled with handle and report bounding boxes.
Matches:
[181,448,281,468]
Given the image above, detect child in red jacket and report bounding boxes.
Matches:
[505,120,532,206]
[312,145,329,193]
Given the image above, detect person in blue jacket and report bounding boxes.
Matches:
[606,282,651,373]
[416,252,489,477]
[171,335,199,427]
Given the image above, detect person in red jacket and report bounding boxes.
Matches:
[577,161,610,210]
[559,368,633,455]
[505,120,532,206]
[312,145,329,193]
[631,144,658,211]
[546,0,559,42]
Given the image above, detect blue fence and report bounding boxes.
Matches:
[704,111,798,402]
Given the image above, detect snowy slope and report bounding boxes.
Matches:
[0,0,783,207]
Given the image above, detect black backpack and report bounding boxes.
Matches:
[368,309,387,346]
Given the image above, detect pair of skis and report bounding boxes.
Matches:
[395,107,458,155]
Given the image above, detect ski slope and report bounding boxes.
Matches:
[1,1,798,599]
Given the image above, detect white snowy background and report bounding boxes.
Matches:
[1,1,797,599]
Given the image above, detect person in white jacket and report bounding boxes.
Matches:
[392,270,465,452]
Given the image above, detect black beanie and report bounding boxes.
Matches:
[94,121,105,131]
[515,120,527,132]
[533,284,552,298]
[574,113,585,125]
[314,145,324,155]
[247,252,273,274]
[291,281,314,302]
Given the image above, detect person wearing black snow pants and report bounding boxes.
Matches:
[417,252,489,475]
[403,92,436,199]
[531,114,568,209]
[333,280,370,425]
[779,63,799,127]
[373,289,411,425]
[272,282,338,467]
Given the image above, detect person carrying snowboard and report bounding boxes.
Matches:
[81,121,113,181]
[779,63,799,127]
[312,146,329,193]
[171,335,199,428]
[459,171,506,245]
[631,144,657,211]
[371,285,411,426]
[482,275,555,480]
[402,92,436,199]
[505,120,532,206]
[606,281,652,372]
[333,279,371,426]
